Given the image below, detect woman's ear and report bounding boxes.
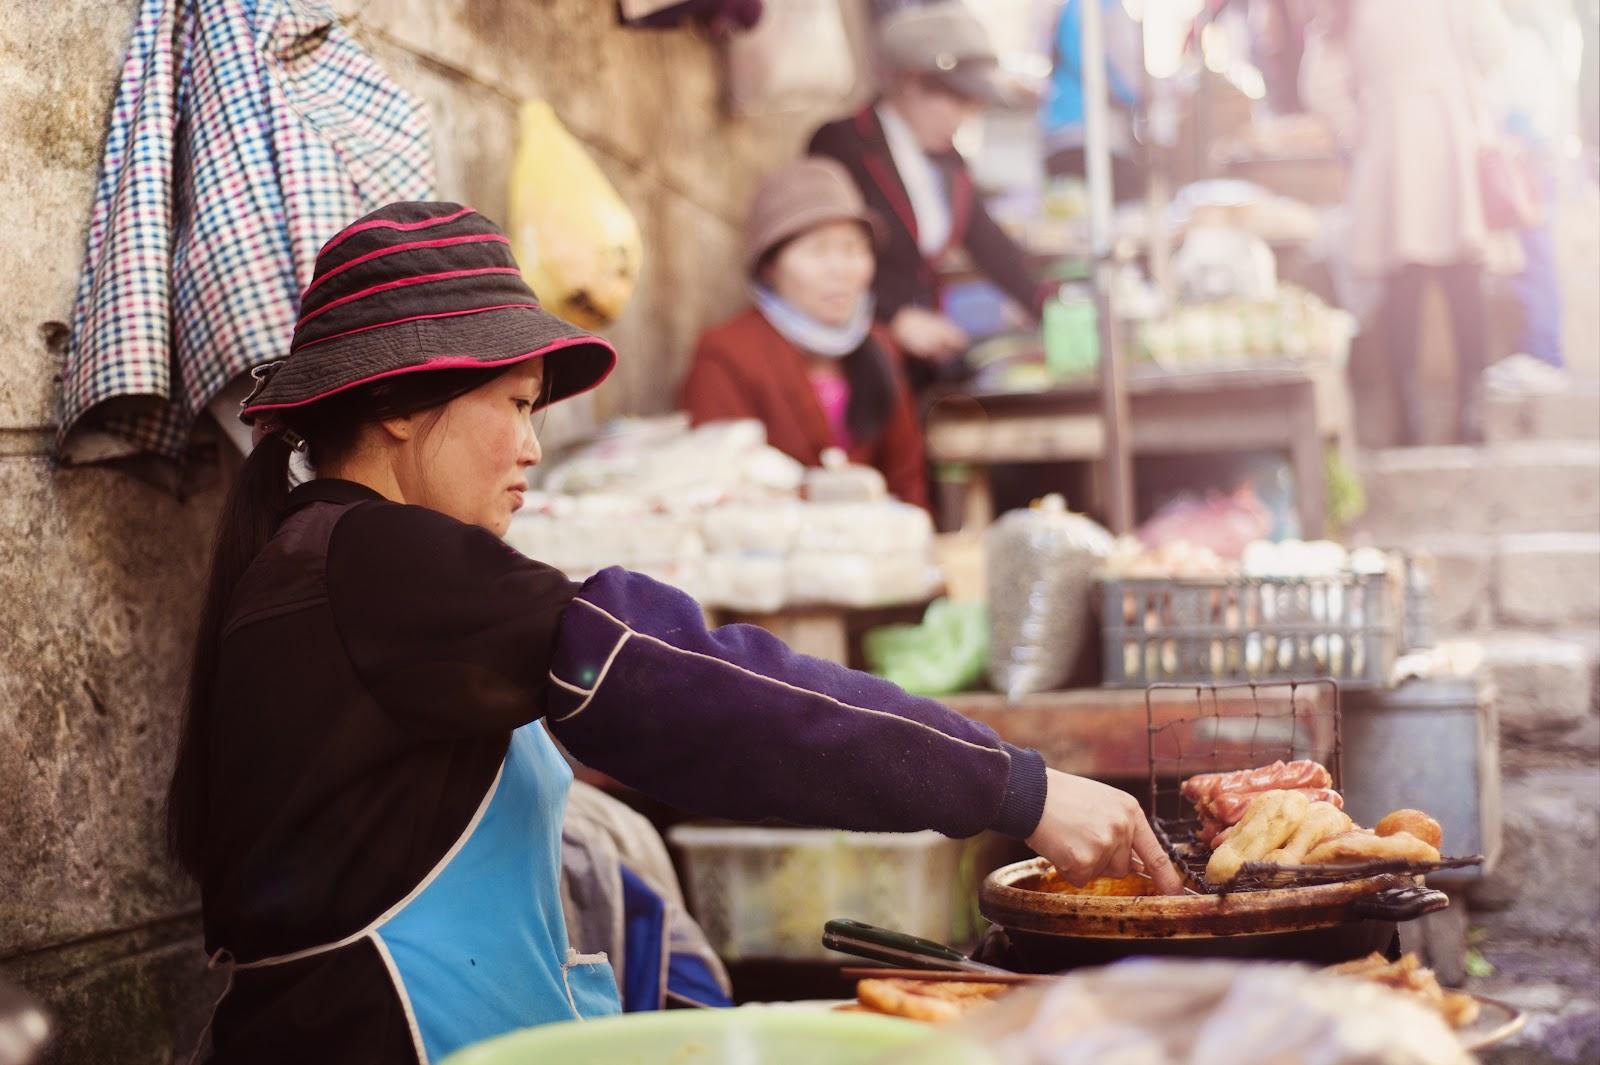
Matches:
[377,414,413,443]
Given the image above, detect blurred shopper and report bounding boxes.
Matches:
[1497,0,1583,368]
[1041,0,1147,198]
[1581,0,1600,171]
[1303,0,1509,444]
[809,2,1052,387]
[682,159,930,509]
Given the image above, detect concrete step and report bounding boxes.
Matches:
[1420,534,1497,632]
[1497,533,1600,629]
[1467,766,1600,1065]
[1400,533,1600,633]
[1480,632,1599,742]
[1486,385,1600,444]
[1356,442,1600,541]
[1469,765,1600,941]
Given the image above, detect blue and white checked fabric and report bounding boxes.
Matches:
[60,0,433,464]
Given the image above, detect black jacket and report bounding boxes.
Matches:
[809,105,1048,325]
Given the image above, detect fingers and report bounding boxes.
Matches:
[1131,810,1186,896]
[1047,825,1129,886]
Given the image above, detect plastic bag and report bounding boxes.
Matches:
[864,599,988,697]
[877,959,1475,1065]
[509,100,642,329]
[1136,484,1272,561]
[986,496,1113,698]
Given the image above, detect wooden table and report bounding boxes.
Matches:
[925,362,1352,536]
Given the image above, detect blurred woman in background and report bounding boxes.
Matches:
[1303,0,1509,444]
[682,158,929,509]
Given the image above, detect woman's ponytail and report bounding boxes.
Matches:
[165,433,293,879]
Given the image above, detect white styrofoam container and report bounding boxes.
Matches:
[667,826,964,962]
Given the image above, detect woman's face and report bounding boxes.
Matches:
[765,221,875,328]
[393,364,543,537]
[896,77,981,153]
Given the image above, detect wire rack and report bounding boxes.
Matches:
[1144,680,1481,894]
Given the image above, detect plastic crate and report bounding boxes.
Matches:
[1099,572,1399,688]
[1399,551,1436,652]
[667,826,964,962]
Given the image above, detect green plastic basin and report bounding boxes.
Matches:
[439,1008,983,1065]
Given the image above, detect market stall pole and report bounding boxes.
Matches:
[925,362,1352,537]
[1080,0,1136,535]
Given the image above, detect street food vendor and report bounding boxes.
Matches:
[167,201,1181,1065]
[809,2,1052,386]
[681,158,929,510]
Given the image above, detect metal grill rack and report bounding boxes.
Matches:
[1144,680,1481,894]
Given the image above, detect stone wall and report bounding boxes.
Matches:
[0,1,866,1059]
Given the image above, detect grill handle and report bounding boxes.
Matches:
[1349,884,1450,922]
[821,919,1008,974]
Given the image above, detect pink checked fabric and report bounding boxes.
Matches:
[59,0,434,464]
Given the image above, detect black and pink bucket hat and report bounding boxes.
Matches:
[240,201,617,425]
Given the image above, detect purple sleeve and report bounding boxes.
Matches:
[547,568,1048,840]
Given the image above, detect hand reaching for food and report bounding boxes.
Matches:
[889,306,969,363]
[1027,769,1186,895]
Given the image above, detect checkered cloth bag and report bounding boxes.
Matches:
[59,0,433,466]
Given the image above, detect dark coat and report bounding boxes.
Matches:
[809,106,1050,325]
[680,309,929,510]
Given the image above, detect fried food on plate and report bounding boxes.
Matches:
[1376,809,1443,850]
[855,978,1011,1023]
[1329,952,1480,1028]
[1205,789,1312,884]
[1304,829,1441,866]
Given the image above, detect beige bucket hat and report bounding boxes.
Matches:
[743,158,886,274]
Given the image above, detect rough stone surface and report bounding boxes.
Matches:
[1357,444,1600,541]
[1473,940,1600,1065]
[1496,534,1600,629]
[1469,768,1600,1065]
[1481,635,1598,740]
[1423,536,1496,633]
[0,0,140,429]
[1485,387,1600,445]
[0,459,220,953]
[1467,767,1600,938]
[6,917,223,1065]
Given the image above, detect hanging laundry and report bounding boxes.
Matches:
[59,0,433,473]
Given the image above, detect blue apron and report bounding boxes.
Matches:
[214,722,622,1063]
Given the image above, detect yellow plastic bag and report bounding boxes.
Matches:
[509,100,642,329]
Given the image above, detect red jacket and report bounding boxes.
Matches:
[680,308,929,510]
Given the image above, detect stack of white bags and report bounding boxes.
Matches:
[504,417,939,612]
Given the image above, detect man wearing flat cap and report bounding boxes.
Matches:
[809,1,1051,390]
